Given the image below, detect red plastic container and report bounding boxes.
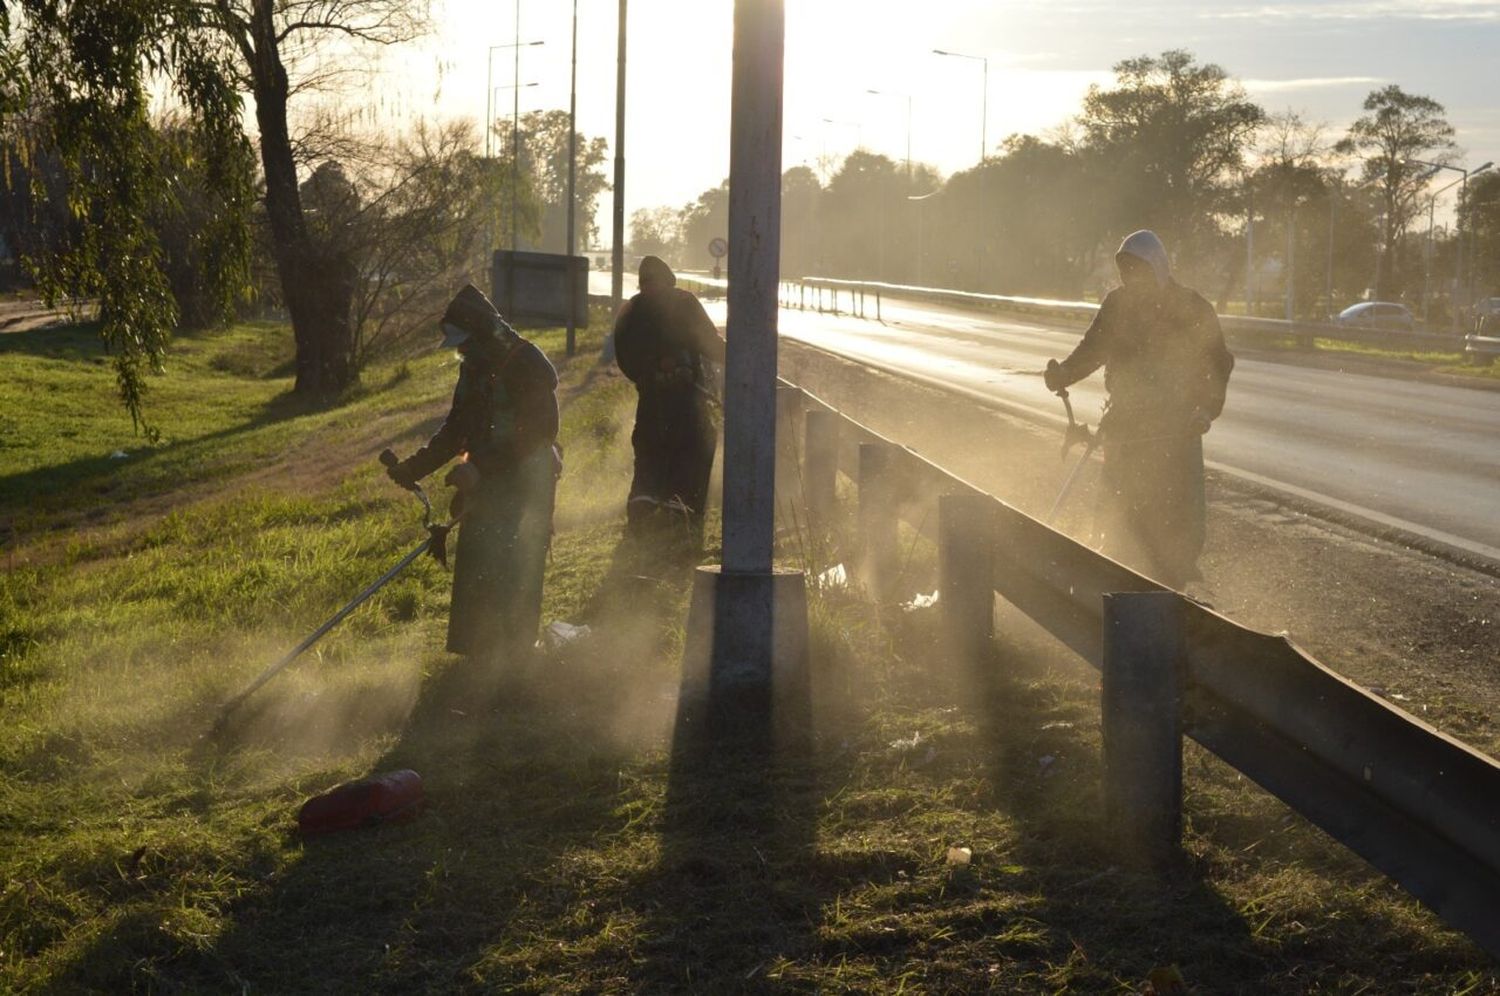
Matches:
[297,769,425,836]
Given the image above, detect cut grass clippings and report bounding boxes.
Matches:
[0,310,1493,992]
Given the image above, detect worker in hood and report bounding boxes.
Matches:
[1043,230,1235,588]
[385,284,561,663]
[612,255,726,545]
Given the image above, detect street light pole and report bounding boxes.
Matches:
[864,89,911,181]
[486,41,544,158]
[933,48,988,287]
[510,0,522,318]
[565,0,578,355]
[1409,158,1493,332]
[1423,174,1463,326]
[932,49,986,164]
[611,0,627,316]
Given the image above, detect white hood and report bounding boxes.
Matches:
[1116,230,1171,288]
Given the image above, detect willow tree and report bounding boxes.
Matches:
[1,3,253,435]
[2,0,428,423]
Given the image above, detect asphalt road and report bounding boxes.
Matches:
[588,271,1500,563]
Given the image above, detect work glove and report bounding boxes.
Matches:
[1043,359,1066,394]
[383,451,419,489]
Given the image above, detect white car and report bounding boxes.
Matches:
[1335,301,1415,332]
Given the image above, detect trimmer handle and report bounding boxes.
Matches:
[380,448,432,524]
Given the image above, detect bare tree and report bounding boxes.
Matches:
[339,121,530,364]
[199,0,430,397]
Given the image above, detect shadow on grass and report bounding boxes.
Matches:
[622,698,823,992]
[952,629,1263,983]
[0,320,105,360]
[0,392,445,533]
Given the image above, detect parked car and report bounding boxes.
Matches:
[1335,301,1416,332]
[1472,297,1500,335]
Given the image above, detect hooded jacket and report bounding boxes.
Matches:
[1054,231,1234,422]
[613,258,724,390]
[399,286,560,482]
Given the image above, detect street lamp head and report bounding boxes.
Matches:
[1475,162,1495,175]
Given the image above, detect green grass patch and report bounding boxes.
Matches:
[0,312,1491,991]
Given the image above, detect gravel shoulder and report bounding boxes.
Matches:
[782,339,1500,757]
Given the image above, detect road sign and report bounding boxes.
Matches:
[708,236,728,259]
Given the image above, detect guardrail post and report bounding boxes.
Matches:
[775,386,804,508]
[1101,591,1185,869]
[939,494,995,661]
[858,442,900,600]
[875,287,882,322]
[803,409,838,531]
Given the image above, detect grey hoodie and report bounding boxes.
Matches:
[1116,230,1171,288]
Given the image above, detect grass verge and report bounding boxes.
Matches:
[0,314,1493,992]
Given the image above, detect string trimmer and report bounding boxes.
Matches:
[210,450,456,734]
[1045,386,1100,523]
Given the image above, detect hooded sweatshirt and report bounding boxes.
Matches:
[1053,230,1234,422]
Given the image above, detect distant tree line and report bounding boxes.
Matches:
[635,50,1491,326]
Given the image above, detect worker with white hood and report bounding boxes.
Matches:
[1043,230,1235,587]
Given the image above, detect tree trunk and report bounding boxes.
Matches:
[248,2,356,398]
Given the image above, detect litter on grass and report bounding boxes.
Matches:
[814,563,848,590]
[543,621,591,649]
[889,731,924,752]
[902,590,940,612]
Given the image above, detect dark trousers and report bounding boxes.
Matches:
[1098,421,1206,589]
[447,447,557,661]
[627,388,717,522]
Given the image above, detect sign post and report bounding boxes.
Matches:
[709,236,728,282]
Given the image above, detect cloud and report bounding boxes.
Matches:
[1205,1,1500,21]
[1243,76,1384,93]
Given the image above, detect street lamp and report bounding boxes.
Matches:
[865,88,912,182]
[1423,173,1464,325]
[866,88,912,284]
[908,190,939,285]
[819,116,861,167]
[931,48,987,164]
[485,40,545,158]
[933,47,988,288]
[1409,158,1494,331]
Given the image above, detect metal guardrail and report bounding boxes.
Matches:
[1465,334,1500,365]
[791,276,1469,353]
[778,376,1500,958]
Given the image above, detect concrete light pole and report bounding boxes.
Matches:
[680,0,808,731]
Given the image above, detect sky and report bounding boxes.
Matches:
[351,0,1500,248]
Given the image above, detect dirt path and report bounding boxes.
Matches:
[782,341,1500,756]
[0,296,91,333]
